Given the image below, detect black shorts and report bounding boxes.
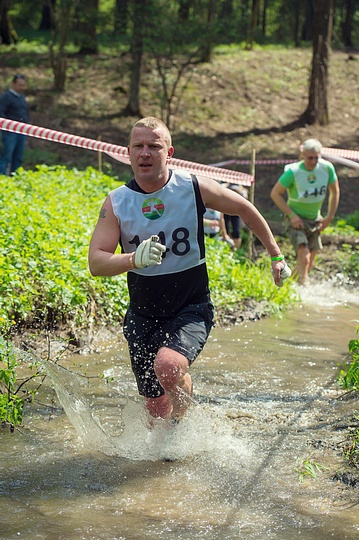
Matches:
[123,301,214,398]
[224,215,241,239]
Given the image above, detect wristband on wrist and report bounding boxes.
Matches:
[271,254,284,261]
[129,252,136,269]
[288,211,296,218]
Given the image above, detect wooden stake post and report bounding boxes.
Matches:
[98,135,102,172]
[248,148,255,260]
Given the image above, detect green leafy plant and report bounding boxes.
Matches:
[337,326,359,393]
[0,335,24,431]
[336,330,359,469]
[0,166,129,330]
[294,459,328,483]
[205,237,299,318]
[342,421,359,468]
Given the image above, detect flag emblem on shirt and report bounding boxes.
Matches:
[307,174,316,184]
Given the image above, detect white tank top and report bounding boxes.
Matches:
[110,170,206,276]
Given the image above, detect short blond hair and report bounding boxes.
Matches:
[129,117,172,147]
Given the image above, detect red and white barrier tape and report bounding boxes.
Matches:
[322,153,359,169]
[210,158,294,166]
[0,118,254,186]
[211,150,359,168]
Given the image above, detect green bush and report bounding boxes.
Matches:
[0,166,129,329]
[337,327,359,393]
[0,335,24,430]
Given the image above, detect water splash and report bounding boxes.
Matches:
[296,275,359,307]
[44,361,118,454]
[44,361,250,462]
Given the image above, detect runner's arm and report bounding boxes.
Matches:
[270,181,303,228]
[320,180,340,231]
[198,176,282,259]
[88,196,134,276]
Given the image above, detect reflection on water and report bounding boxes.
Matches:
[1,281,359,539]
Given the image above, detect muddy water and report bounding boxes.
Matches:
[1,281,359,540]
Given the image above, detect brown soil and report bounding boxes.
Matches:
[1,47,357,220]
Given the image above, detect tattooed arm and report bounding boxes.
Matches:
[88,195,134,276]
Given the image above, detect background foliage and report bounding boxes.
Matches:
[0,166,297,332]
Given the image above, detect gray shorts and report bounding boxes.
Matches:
[123,301,214,398]
[285,217,323,253]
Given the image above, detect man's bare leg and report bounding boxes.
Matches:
[153,347,192,420]
[233,237,242,249]
[145,394,173,420]
[308,250,318,272]
[293,244,311,284]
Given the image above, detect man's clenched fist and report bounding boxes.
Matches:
[134,235,166,268]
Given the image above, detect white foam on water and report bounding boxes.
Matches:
[295,275,359,307]
[108,400,252,462]
[44,361,252,463]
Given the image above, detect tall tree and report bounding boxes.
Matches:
[39,0,55,31]
[114,0,129,35]
[0,0,18,44]
[246,0,261,49]
[74,0,98,55]
[302,0,334,125]
[199,0,218,62]
[48,0,74,92]
[301,0,314,41]
[121,0,149,116]
[293,0,301,46]
[178,0,192,20]
[262,0,269,36]
[218,0,234,19]
[341,0,356,48]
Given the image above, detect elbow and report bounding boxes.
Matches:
[88,256,100,277]
[270,185,279,200]
[89,268,99,277]
[88,266,98,277]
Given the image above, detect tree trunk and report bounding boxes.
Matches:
[121,0,147,116]
[39,0,55,31]
[293,0,301,47]
[301,0,314,41]
[178,0,192,20]
[262,0,269,37]
[251,0,260,29]
[302,0,334,126]
[219,0,234,19]
[49,0,73,92]
[0,0,18,45]
[199,0,218,63]
[246,0,260,49]
[75,0,98,55]
[114,0,129,35]
[341,0,355,48]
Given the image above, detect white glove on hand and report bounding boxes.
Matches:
[277,261,292,287]
[271,260,292,287]
[134,235,166,268]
